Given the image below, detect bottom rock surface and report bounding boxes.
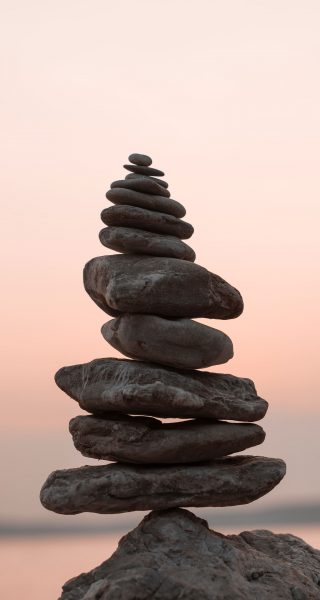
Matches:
[60,508,320,600]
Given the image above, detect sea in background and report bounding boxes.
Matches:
[1,522,319,599]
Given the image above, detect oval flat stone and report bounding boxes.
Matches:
[106,188,185,218]
[111,178,170,197]
[69,415,266,463]
[128,153,152,166]
[99,228,196,262]
[101,205,193,239]
[126,173,169,189]
[83,255,244,319]
[102,315,232,369]
[124,164,165,176]
[40,456,286,514]
[55,358,268,421]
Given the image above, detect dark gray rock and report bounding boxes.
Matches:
[124,164,165,176]
[69,414,266,463]
[83,255,244,319]
[101,315,232,369]
[106,187,185,218]
[111,177,170,197]
[101,205,193,239]
[40,456,286,514]
[99,228,196,262]
[59,508,320,600]
[126,173,169,188]
[128,153,152,166]
[55,357,268,421]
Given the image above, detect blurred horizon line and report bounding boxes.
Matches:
[2,501,319,537]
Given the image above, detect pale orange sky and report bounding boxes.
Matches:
[1,0,319,522]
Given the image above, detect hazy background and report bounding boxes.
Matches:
[1,0,319,534]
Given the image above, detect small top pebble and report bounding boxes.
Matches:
[129,153,152,167]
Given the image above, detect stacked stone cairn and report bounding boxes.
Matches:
[40,154,286,538]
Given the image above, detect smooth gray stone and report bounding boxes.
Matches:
[111,178,170,197]
[59,508,320,600]
[55,358,268,421]
[99,228,196,262]
[83,255,244,319]
[124,164,165,176]
[106,187,185,218]
[40,456,286,514]
[101,205,193,239]
[69,414,266,463]
[128,153,152,166]
[126,173,169,188]
[102,315,232,369]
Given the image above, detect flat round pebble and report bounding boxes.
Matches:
[106,187,186,218]
[55,357,268,421]
[126,173,169,189]
[83,255,244,320]
[124,164,165,177]
[102,314,233,369]
[111,178,170,197]
[40,456,286,514]
[128,153,152,166]
[99,227,196,261]
[100,205,194,239]
[69,414,266,464]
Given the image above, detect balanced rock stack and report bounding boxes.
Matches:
[40,154,292,596]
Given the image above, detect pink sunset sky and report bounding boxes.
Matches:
[1,0,319,525]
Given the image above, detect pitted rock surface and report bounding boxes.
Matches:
[59,509,320,600]
[40,456,286,514]
[55,358,268,421]
[102,314,232,369]
[101,205,193,238]
[99,228,195,261]
[69,414,265,463]
[83,255,244,319]
[106,187,185,217]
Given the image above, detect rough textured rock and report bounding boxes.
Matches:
[102,315,233,369]
[69,414,266,463]
[99,227,196,262]
[111,177,170,197]
[128,153,152,166]
[55,358,268,421]
[106,187,185,218]
[83,255,244,319]
[59,508,320,600]
[40,456,286,514]
[126,173,169,188]
[101,204,193,239]
[124,163,165,176]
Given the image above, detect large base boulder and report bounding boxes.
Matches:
[60,508,320,600]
